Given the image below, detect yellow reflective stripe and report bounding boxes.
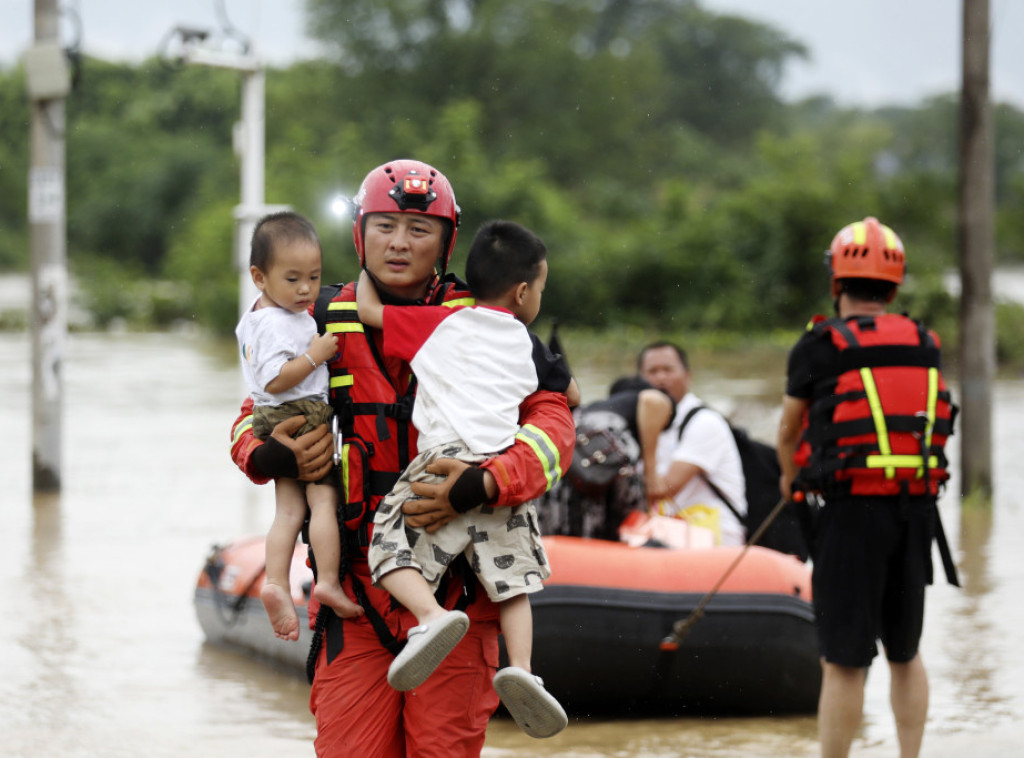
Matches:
[325,302,363,333]
[515,423,561,491]
[860,368,895,478]
[882,225,898,249]
[340,442,351,496]
[866,455,938,470]
[327,321,363,334]
[330,375,354,390]
[924,367,938,452]
[852,221,867,246]
[443,297,475,308]
[232,415,253,445]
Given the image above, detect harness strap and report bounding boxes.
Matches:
[810,415,954,442]
[932,502,960,586]
[306,604,331,685]
[675,406,744,524]
[815,450,949,479]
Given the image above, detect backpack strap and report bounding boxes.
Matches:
[675,404,744,524]
[313,283,342,333]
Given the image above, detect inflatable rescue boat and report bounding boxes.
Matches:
[194,534,820,714]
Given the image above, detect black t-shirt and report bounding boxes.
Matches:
[785,324,841,401]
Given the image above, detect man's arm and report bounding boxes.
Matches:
[637,388,674,501]
[565,377,582,408]
[659,460,703,500]
[777,394,809,500]
[405,389,575,530]
[230,396,334,484]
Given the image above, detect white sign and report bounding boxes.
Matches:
[29,167,64,224]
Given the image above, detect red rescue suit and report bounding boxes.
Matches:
[229,274,574,757]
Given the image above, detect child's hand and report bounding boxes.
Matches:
[356,269,372,296]
[307,332,338,366]
[355,269,385,328]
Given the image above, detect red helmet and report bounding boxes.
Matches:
[826,216,906,285]
[351,159,461,272]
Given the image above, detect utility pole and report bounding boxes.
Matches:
[958,0,995,498]
[25,0,71,492]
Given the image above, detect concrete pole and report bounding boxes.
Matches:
[958,0,995,498]
[179,44,285,318]
[28,0,68,492]
[235,66,266,318]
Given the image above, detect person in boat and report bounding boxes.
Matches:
[356,219,577,737]
[776,217,957,758]
[542,376,675,540]
[638,341,748,546]
[235,212,364,641]
[229,160,576,757]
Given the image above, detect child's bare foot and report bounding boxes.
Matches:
[313,582,365,619]
[261,583,300,641]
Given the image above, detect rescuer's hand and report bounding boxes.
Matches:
[406,459,497,533]
[260,416,333,482]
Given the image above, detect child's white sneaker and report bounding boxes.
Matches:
[493,666,568,738]
[387,610,470,691]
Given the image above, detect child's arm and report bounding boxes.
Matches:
[265,332,338,394]
[356,270,385,328]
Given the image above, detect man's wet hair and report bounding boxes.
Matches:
[609,376,654,395]
[637,341,690,372]
[837,277,898,303]
[250,211,321,270]
[465,220,547,301]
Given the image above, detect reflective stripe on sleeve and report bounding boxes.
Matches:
[232,415,253,445]
[515,423,561,492]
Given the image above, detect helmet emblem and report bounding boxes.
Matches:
[388,170,437,211]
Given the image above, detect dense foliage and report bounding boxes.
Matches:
[1,0,1023,355]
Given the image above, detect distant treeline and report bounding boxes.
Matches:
[2,0,1024,354]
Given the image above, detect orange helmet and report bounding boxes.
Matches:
[826,216,906,285]
[351,159,461,273]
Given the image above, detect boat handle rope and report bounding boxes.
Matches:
[658,493,799,651]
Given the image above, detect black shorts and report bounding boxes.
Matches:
[812,495,935,667]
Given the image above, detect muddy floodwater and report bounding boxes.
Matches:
[2,331,1023,757]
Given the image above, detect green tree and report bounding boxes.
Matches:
[0,66,30,269]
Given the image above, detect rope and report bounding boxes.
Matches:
[659,495,794,650]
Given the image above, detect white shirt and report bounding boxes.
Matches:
[382,304,539,453]
[654,393,747,546]
[235,298,329,407]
